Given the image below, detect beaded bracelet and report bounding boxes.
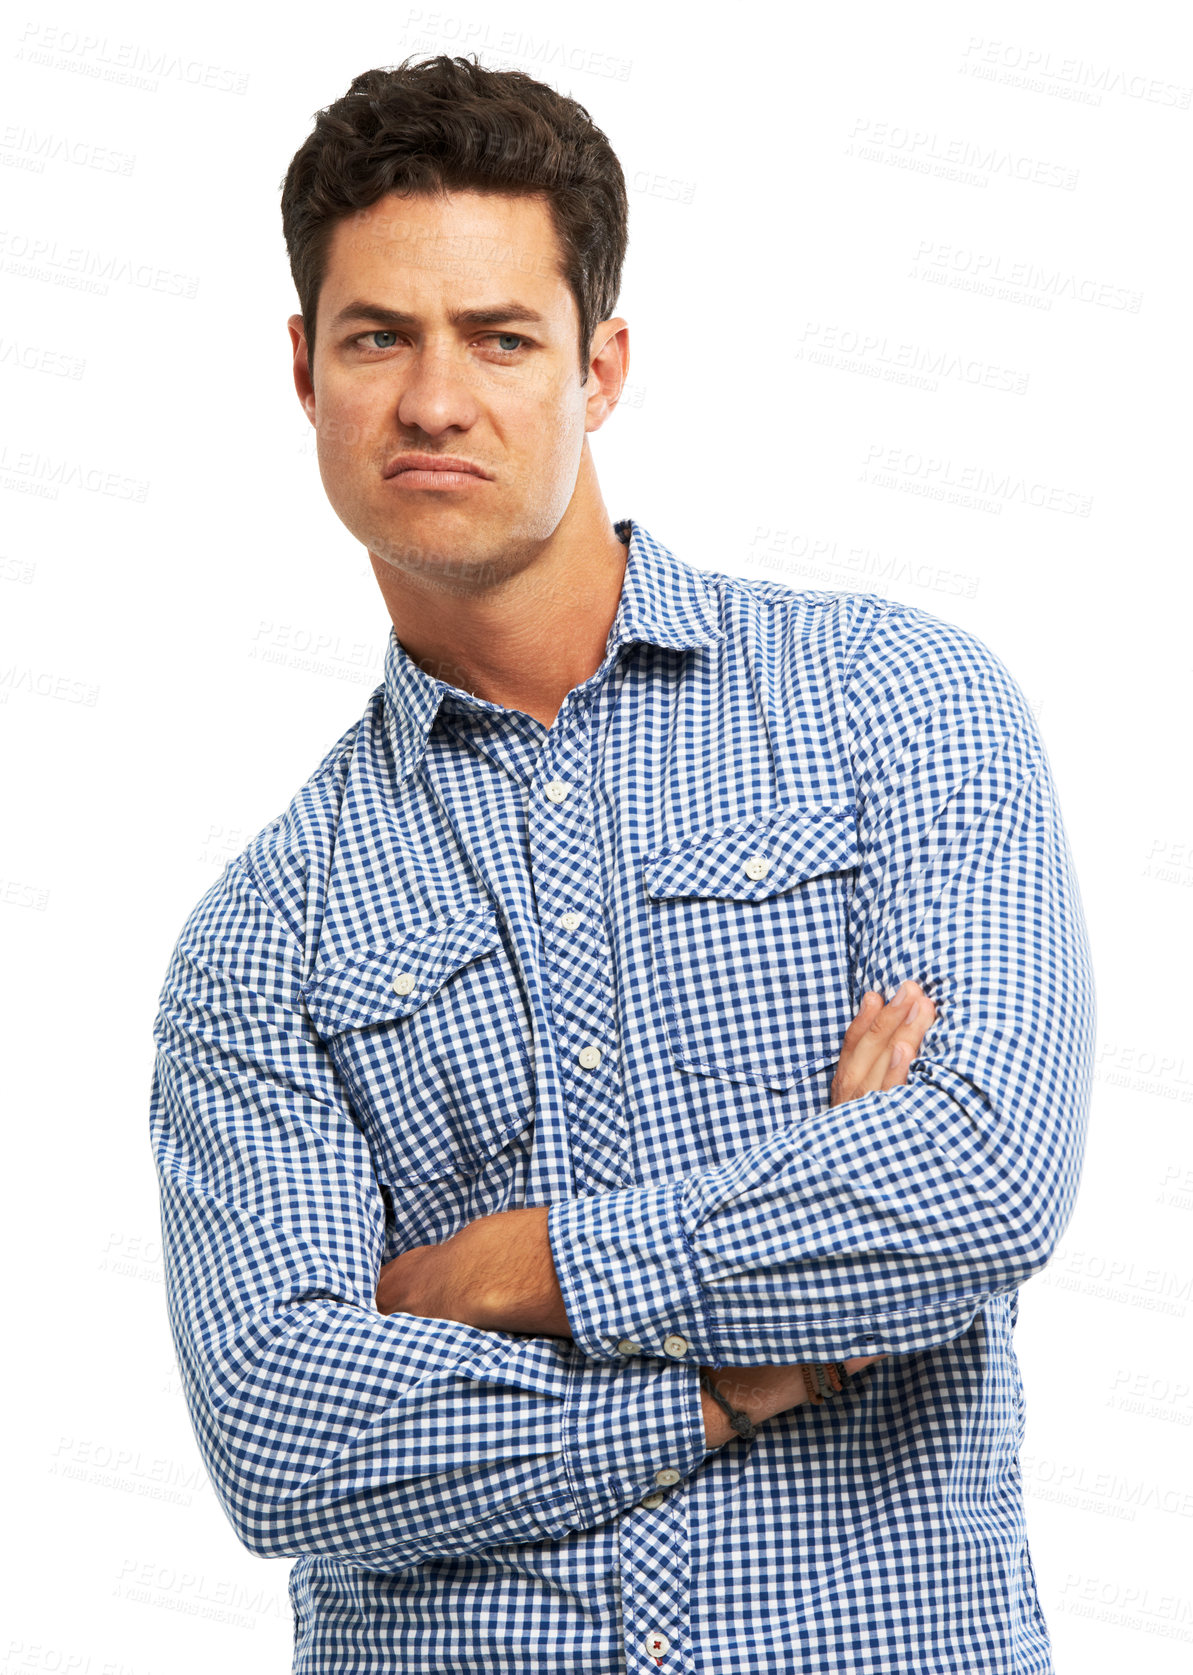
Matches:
[800,1361,851,1404]
[698,1369,757,1440]
[701,1362,854,1440]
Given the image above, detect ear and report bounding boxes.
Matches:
[288,314,317,424]
[583,317,629,434]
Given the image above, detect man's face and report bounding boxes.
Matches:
[289,189,619,588]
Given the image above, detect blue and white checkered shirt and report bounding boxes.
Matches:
[150,518,1095,1673]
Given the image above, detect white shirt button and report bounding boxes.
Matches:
[744,855,772,879]
[544,779,570,803]
[559,911,581,930]
[662,1333,689,1357]
[616,1338,642,1355]
[645,1631,671,1656]
[577,1044,602,1069]
[639,1492,667,1509]
[391,972,416,995]
[654,1467,681,1487]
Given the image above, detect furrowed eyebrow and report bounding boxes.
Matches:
[329,300,547,331]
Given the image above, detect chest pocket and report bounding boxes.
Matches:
[643,803,859,1092]
[299,904,536,1184]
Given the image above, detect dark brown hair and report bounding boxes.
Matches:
[280,54,628,381]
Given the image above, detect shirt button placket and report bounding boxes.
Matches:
[530,698,631,1194]
[532,697,691,1665]
[621,1480,693,1669]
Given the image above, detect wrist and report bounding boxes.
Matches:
[698,1366,758,1443]
[698,1383,735,1448]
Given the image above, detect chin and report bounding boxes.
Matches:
[370,529,501,582]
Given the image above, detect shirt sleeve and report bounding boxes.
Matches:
[150,856,711,1572]
[548,601,1096,1367]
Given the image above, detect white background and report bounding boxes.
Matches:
[3,1,1191,1669]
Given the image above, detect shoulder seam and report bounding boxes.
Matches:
[714,570,892,609]
[841,594,901,694]
[231,710,367,946]
[229,852,305,952]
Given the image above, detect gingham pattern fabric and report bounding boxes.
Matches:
[150,518,1095,1674]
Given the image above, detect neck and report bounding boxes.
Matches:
[369,451,629,731]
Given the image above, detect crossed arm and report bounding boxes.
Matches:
[151,607,1093,1564]
[376,982,937,1445]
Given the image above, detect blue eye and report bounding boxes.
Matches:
[495,332,523,353]
[368,331,398,349]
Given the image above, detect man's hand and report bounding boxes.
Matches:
[830,980,936,1106]
[375,1205,570,1337]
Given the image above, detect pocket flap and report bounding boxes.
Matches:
[300,905,503,1037]
[643,803,859,901]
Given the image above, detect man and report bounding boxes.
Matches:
[149,54,1095,1674]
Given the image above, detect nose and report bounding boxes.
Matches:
[395,338,480,438]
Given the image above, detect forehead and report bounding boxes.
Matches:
[319,189,571,320]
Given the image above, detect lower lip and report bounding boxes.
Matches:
[389,469,487,489]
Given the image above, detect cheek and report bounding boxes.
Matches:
[522,393,584,474]
[313,388,378,458]
[313,394,390,499]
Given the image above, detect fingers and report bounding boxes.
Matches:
[842,982,924,1086]
[836,986,884,1053]
[880,984,937,1089]
[880,1039,913,1092]
[830,981,937,1106]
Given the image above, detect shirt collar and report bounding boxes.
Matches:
[381,517,725,781]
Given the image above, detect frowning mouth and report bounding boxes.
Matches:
[383,453,492,483]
